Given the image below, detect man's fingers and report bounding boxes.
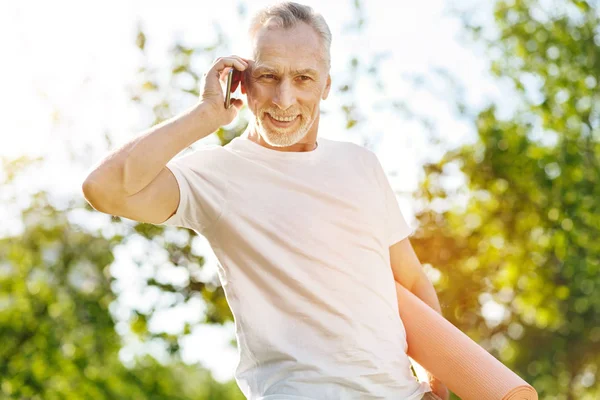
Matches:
[214,56,251,86]
[214,56,248,74]
[219,67,231,82]
[230,98,244,110]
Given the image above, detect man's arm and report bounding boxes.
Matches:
[81,56,248,213]
[389,238,442,315]
[389,238,449,399]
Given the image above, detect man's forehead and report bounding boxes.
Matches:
[253,62,320,75]
[252,47,326,74]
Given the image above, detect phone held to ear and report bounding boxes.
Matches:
[224,68,243,109]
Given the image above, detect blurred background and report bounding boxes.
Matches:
[1,0,598,399]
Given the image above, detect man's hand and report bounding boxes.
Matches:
[429,376,450,400]
[199,55,250,127]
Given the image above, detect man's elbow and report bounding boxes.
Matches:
[394,270,430,293]
[82,180,113,214]
[410,272,433,292]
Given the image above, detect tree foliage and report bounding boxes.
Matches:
[411,1,599,398]
[0,157,244,399]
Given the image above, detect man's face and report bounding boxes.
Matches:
[244,22,331,147]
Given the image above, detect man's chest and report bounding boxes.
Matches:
[227,161,386,248]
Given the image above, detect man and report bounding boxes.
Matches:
[82,2,449,399]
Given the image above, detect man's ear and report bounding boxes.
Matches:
[322,74,331,100]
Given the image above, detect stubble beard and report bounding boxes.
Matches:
[254,108,314,147]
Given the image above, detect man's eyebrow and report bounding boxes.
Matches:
[254,66,318,76]
[253,66,278,74]
[293,68,318,76]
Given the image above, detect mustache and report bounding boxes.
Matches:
[262,110,302,118]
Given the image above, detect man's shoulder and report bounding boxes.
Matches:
[168,143,228,170]
[175,143,224,157]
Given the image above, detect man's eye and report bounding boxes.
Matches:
[299,75,311,81]
[261,74,275,79]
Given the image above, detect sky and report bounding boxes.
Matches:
[1,0,512,384]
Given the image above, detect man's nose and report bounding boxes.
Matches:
[272,79,296,110]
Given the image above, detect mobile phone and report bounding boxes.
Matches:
[224,69,234,109]
[224,68,243,109]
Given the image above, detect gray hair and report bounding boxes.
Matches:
[248,2,332,70]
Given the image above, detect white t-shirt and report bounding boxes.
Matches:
[162,135,432,400]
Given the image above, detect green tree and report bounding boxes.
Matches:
[0,157,245,399]
[410,1,599,398]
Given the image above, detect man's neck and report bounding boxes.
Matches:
[244,126,318,153]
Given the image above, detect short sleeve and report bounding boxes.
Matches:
[368,151,413,246]
[160,145,229,235]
